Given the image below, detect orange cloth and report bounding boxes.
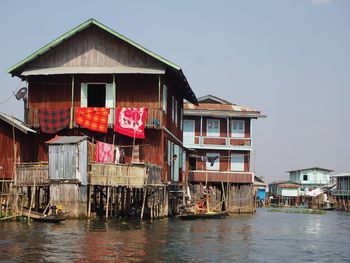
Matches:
[75,107,110,133]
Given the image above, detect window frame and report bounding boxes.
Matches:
[231,120,245,138]
[206,153,220,171]
[163,84,167,113]
[231,153,245,172]
[207,119,220,137]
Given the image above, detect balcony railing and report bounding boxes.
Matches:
[184,135,252,148]
[188,170,254,184]
[25,107,163,130]
[89,163,162,187]
[15,162,49,186]
[331,190,350,196]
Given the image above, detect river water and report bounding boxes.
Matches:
[1,208,350,263]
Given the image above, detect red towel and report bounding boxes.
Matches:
[95,141,115,163]
[114,107,148,139]
[38,108,70,134]
[75,107,109,133]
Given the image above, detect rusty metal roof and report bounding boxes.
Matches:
[45,135,87,144]
[0,113,36,134]
[184,95,265,118]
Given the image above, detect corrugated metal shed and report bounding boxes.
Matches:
[47,136,88,185]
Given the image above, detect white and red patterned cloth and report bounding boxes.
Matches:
[95,141,115,163]
[114,107,148,139]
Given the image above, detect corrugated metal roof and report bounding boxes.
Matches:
[0,113,36,134]
[286,167,334,173]
[184,95,265,118]
[46,136,87,145]
[330,173,350,178]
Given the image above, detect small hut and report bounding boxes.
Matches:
[46,136,88,217]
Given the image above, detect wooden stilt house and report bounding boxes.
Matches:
[6,18,198,218]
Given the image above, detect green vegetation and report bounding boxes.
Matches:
[268,209,326,215]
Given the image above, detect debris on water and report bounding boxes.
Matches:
[268,209,326,215]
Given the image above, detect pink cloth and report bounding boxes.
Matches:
[96,141,115,163]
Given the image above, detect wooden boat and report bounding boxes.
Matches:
[178,211,229,220]
[21,208,67,223]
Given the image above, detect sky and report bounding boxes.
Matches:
[0,0,349,182]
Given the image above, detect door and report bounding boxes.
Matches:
[183,120,195,145]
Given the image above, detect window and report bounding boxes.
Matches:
[175,99,178,126]
[232,120,245,138]
[207,119,220,137]
[303,174,308,181]
[163,85,167,113]
[180,107,183,130]
[171,96,175,122]
[206,153,220,170]
[80,83,114,108]
[231,153,245,171]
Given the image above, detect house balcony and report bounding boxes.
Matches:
[184,135,252,150]
[89,163,163,188]
[15,162,49,186]
[188,170,254,184]
[331,190,350,196]
[25,107,163,130]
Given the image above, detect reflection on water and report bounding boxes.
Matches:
[1,209,350,262]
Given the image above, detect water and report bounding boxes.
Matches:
[1,208,350,263]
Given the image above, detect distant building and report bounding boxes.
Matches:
[288,167,333,191]
[331,173,350,211]
[183,94,265,213]
[269,181,300,206]
[254,176,267,205]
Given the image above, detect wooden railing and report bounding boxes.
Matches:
[15,162,49,186]
[25,107,163,129]
[331,190,350,196]
[188,170,254,184]
[184,135,252,148]
[89,163,162,188]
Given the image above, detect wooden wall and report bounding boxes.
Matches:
[0,121,34,180]
[27,25,164,71]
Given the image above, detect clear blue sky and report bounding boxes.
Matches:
[1,0,349,182]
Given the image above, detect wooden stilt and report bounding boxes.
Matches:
[141,188,147,220]
[28,180,36,222]
[87,185,92,219]
[106,187,110,218]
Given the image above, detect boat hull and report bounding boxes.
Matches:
[178,211,229,220]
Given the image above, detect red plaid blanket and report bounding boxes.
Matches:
[114,107,148,139]
[75,107,110,133]
[38,108,70,134]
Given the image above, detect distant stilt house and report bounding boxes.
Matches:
[254,176,267,207]
[331,173,350,211]
[288,167,333,192]
[5,18,198,218]
[268,181,300,206]
[183,95,265,213]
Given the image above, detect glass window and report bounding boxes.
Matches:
[163,85,167,113]
[232,120,245,138]
[231,153,245,172]
[206,153,220,170]
[303,174,308,181]
[207,119,220,137]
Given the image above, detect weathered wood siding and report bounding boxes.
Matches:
[15,162,49,186]
[26,25,164,71]
[0,121,34,180]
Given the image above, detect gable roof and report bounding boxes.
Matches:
[197,94,233,105]
[6,18,198,105]
[45,135,87,145]
[0,113,36,134]
[184,94,265,118]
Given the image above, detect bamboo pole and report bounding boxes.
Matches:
[87,186,92,219]
[106,187,110,218]
[28,179,36,222]
[141,187,147,220]
[70,75,74,129]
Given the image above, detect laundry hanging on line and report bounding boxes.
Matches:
[75,107,110,133]
[114,107,148,139]
[38,107,70,134]
[95,141,115,163]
